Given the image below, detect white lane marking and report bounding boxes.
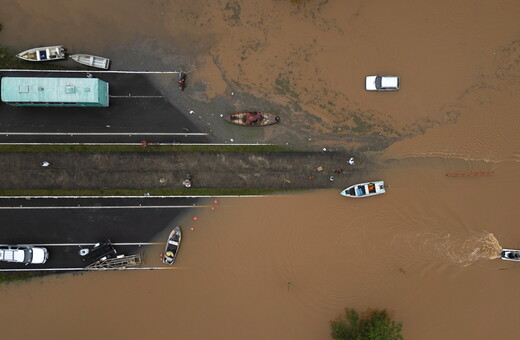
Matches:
[0,132,207,136]
[0,243,162,246]
[0,205,207,210]
[0,143,270,146]
[0,195,265,199]
[109,95,163,98]
[0,267,186,272]
[0,69,182,74]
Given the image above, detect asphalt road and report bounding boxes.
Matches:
[0,70,208,144]
[0,197,202,269]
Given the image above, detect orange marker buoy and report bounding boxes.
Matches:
[190,227,195,231]
[211,206,215,210]
[193,216,198,221]
[214,200,219,204]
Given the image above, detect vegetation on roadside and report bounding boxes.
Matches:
[0,271,48,284]
[330,309,403,340]
[0,144,298,153]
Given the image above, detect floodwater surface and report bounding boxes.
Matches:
[0,0,519,339]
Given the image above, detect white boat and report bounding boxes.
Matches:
[70,54,110,69]
[16,45,65,61]
[162,226,182,265]
[500,249,520,262]
[340,181,386,198]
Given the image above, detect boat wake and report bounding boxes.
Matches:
[425,232,502,266]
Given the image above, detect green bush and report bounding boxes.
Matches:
[330,309,403,340]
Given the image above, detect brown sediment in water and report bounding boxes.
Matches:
[0,161,518,339]
[0,0,519,339]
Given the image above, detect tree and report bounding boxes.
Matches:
[330,308,403,340]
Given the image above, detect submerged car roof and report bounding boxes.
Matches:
[381,76,399,88]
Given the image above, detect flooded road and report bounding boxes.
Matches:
[0,168,518,339]
[1,0,519,339]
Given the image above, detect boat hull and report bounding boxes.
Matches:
[16,46,65,62]
[340,181,385,198]
[70,54,110,69]
[223,112,280,127]
[163,226,182,265]
[500,249,520,261]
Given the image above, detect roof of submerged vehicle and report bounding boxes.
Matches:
[381,76,399,88]
[365,75,399,90]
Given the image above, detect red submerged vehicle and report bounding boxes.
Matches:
[223,112,280,127]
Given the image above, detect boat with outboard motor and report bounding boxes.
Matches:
[500,249,520,262]
[16,45,66,61]
[340,181,386,198]
[163,226,182,265]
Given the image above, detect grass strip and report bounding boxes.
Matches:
[0,144,298,153]
[0,271,50,284]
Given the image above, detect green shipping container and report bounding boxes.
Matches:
[0,77,109,107]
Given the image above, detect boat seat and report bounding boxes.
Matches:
[169,240,179,246]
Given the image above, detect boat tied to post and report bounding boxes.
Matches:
[16,45,66,62]
[70,54,110,69]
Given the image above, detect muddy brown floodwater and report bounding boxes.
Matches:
[0,0,519,339]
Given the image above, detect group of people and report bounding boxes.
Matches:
[244,112,262,125]
[329,157,355,182]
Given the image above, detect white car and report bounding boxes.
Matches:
[0,245,48,264]
[365,75,400,91]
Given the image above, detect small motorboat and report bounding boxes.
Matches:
[163,226,182,265]
[70,54,110,69]
[340,181,385,198]
[223,112,280,127]
[178,72,186,90]
[500,249,520,262]
[16,45,66,61]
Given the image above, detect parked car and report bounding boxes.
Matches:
[0,245,48,264]
[365,75,400,91]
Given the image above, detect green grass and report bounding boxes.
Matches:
[0,144,298,153]
[0,271,48,284]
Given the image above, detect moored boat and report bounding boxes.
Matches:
[223,112,280,127]
[500,249,520,262]
[340,181,385,198]
[163,226,182,265]
[70,54,110,69]
[16,45,66,61]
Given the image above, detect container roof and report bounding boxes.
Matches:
[1,77,106,103]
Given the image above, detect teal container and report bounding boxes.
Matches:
[1,77,109,107]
